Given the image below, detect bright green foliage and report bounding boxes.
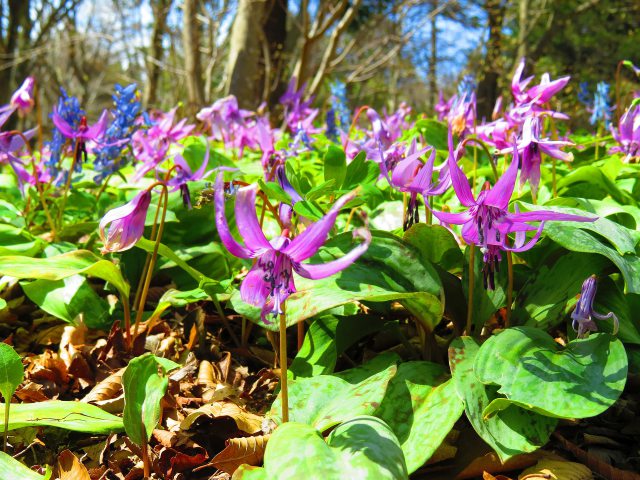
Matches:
[122,353,179,446]
[474,327,627,419]
[0,343,23,407]
[0,400,123,433]
[233,417,408,480]
[269,353,398,430]
[374,362,464,473]
[449,337,557,462]
[0,451,51,479]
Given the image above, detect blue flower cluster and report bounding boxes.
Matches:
[47,88,84,178]
[93,84,141,182]
[457,74,477,98]
[589,81,612,127]
[325,107,338,141]
[329,80,350,127]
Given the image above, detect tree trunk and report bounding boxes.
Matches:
[476,0,505,121]
[225,0,288,110]
[144,0,172,108]
[517,0,528,60]
[183,0,204,113]
[428,0,438,111]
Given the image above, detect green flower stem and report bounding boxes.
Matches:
[132,184,169,345]
[506,251,514,328]
[466,244,475,336]
[279,308,289,423]
[56,139,81,231]
[3,401,9,452]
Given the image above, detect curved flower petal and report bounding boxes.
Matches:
[505,210,596,223]
[431,209,473,225]
[294,228,371,280]
[447,129,475,207]
[83,110,109,140]
[485,144,519,209]
[99,190,151,253]
[240,253,276,307]
[214,173,252,258]
[283,191,355,262]
[235,184,272,251]
[52,110,77,138]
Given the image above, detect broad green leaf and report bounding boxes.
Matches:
[448,337,557,462]
[0,250,130,298]
[0,451,51,480]
[293,200,325,221]
[0,224,44,257]
[513,253,610,329]
[21,275,110,328]
[148,288,209,322]
[122,353,179,446]
[0,343,23,407]
[257,180,292,205]
[0,400,123,433]
[136,237,211,285]
[375,362,463,473]
[404,223,463,273]
[232,231,444,332]
[556,165,637,206]
[323,145,347,189]
[474,327,627,419]
[343,151,379,190]
[415,119,448,151]
[289,315,387,379]
[234,417,408,480]
[269,353,398,431]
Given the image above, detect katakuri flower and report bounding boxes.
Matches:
[52,108,109,165]
[99,190,152,253]
[610,103,640,162]
[571,275,619,338]
[0,77,35,125]
[166,142,213,209]
[432,131,595,289]
[513,116,573,196]
[215,173,371,322]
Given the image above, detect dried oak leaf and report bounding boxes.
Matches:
[181,401,263,435]
[518,458,592,480]
[209,435,270,475]
[56,449,91,480]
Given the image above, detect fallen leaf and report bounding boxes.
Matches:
[456,452,541,479]
[483,473,513,480]
[181,401,263,434]
[57,449,91,480]
[59,322,87,368]
[82,368,125,404]
[210,435,270,474]
[518,458,592,479]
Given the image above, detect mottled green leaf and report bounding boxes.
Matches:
[448,337,557,462]
[474,327,627,419]
[404,223,463,273]
[375,362,463,473]
[234,417,407,480]
[269,353,398,431]
[324,145,347,189]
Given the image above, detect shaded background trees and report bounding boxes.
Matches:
[0,0,638,125]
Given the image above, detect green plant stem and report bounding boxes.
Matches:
[551,158,557,198]
[615,60,624,123]
[466,245,475,336]
[94,174,112,200]
[460,136,499,182]
[56,140,81,231]
[506,251,513,328]
[297,322,305,351]
[279,310,289,423]
[141,430,150,478]
[132,186,168,345]
[3,401,9,452]
[212,295,240,348]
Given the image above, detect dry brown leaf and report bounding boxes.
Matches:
[57,449,91,480]
[518,458,592,480]
[59,322,87,368]
[483,473,513,480]
[197,360,216,388]
[456,452,541,479]
[82,368,125,404]
[210,435,270,475]
[553,432,640,480]
[181,401,263,434]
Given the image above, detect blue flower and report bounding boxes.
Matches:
[589,82,612,128]
[329,80,350,127]
[93,83,141,182]
[47,88,84,180]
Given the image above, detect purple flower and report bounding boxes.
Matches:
[167,142,213,209]
[435,91,452,121]
[0,128,36,191]
[447,92,476,137]
[52,110,109,143]
[214,173,371,322]
[0,77,35,125]
[571,276,619,338]
[99,190,152,253]
[388,140,451,230]
[432,131,595,289]
[610,104,640,162]
[513,116,573,196]
[512,58,570,106]
[280,78,319,134]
